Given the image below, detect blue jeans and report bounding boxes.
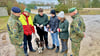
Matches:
[24,34,33,54]
[51,32,59,46]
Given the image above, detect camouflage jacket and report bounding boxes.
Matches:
[7,14,23,46]
[70,13,86,43]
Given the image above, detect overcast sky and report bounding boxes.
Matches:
[16,0,59,4]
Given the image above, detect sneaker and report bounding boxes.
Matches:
[49,44,55,50]
[55,46,59,53]
[30,49,36,52]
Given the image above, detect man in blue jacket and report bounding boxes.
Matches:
[47,9,60,53]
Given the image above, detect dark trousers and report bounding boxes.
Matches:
[61,39,68,53]
[36,26,48,47]
[24,34,33,54]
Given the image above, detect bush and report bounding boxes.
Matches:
[7,1,13,15]
[26,4,35,9]
[7,1,25,15]
[55,4,68,13]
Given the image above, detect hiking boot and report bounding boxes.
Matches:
[60,50,65,53]
[25,53,29,56]
[30,49,36,52]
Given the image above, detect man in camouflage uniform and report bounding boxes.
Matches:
[69,8,86,56]
[7,7,24,56]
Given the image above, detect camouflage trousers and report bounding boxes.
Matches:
[10,37,24,56]
[72,42,80,56]
[15,45,24,56]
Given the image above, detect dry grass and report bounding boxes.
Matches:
[79,9,100,15]
[0,16,9,32]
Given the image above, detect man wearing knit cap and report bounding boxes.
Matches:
[19,8,36,56]
[47,9,60,53]
[69,7,86,56]
[7,7,24,56]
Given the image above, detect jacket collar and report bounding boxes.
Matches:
[38,14,44,17]
[60,19,65,23]
[22,12,29,17]
[52,15,56,18]
[72,13,80,19]
[11,14,19,20]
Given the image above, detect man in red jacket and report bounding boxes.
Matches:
[19,8,36,56]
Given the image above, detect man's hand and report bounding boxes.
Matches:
[47,25,49,28]
[51,31,54,33]
[20,45,24,48]
[57,28,60,32]
[36,24,39,27]
[40,24,43,28]
[48,28,51,32]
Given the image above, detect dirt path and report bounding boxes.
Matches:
[0,15,100,56]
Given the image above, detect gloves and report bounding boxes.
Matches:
[47,25,50,28]
[36,24,43,28]
[36,24,39,27]
[57,28,62,32]
[40,24,43,28]
[51,31,54,33]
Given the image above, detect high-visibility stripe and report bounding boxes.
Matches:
[19,14,33,26]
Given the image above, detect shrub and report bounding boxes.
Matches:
[55,4,68,13]
[7,1,25,15]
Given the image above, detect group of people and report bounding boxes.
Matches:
[7,7,85,56]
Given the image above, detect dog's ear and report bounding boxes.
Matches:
[37,38,39,41]
[35,38,39,42]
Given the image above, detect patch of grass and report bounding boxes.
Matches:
[79,10,100,15]
[0,16,9,32]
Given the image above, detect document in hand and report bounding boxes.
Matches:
[44,26,49,32]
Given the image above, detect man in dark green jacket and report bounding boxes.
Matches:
[69,7,86,56]
[57,11,69,56]
[33,8,49,49]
